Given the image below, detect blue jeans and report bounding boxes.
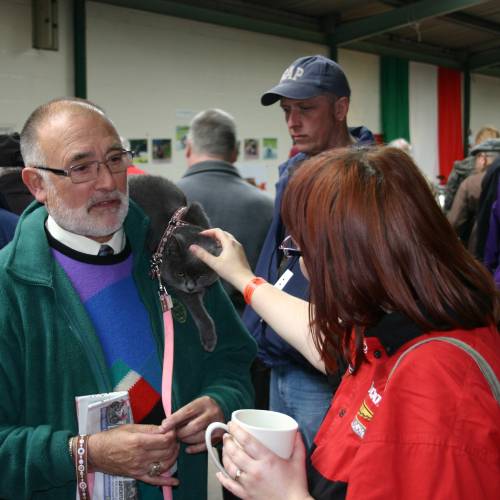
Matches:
[270,364,333,452]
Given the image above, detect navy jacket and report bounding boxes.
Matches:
[0,192,18,249]
[475,156,500,260]
[243,126,374,368]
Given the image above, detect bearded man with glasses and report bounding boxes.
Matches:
[0,97,256,499]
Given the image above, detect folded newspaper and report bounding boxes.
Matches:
[76,391,138,500]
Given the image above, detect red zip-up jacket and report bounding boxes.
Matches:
[308,313,500,499]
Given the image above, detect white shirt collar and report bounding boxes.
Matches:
[46,216,126,255]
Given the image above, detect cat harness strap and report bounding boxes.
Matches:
[150,206,189,311]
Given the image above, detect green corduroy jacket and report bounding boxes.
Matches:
[0,200,256,499]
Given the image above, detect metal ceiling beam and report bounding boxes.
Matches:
[444,12,500,35]
[468,46,500,70]
[380,0,500,34]
[348,40,463,69]
[94,0,499,78]
[480,66,500,78]
[95,0,326,44]
[331,0,490,46]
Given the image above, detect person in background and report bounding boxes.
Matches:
[448,138,500,251]
[193,146,500,500]
[0,132,34,214]
[483,193,500,288]
[243,54,374,451]
[444,125,500,211]
[178,105,273,500]
[177,108,273,315]
[387,137,412,156]
[474,141,500,261]
[0,192,18,248]
[0,97,256,499]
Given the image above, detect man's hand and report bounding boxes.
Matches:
[87,424,180,486]
[160,396,224,454]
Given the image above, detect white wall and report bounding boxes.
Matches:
[1,0,499,194]
[339,49,380,134]
[85,2,383,191]
[409,62,439,181]
[470,73,500,136]
[86,1,329,192]
[0,0,73,132]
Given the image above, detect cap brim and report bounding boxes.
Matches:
[471,147,500,155]
[260,81,323,106]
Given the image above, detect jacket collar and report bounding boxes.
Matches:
[364,311,425,356]
[5,199,149,286]
[182,160,241,179]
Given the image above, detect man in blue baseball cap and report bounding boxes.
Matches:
[243,54,374,451]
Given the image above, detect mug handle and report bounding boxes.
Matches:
[205,421,230,478]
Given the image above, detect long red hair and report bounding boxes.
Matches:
[281,147,499,372]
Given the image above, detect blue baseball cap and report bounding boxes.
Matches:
[261,55,351,106]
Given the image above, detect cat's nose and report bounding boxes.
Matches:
[186,281,196,292]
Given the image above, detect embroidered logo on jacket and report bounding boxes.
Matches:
[368,382,382,406]
[351,416,366,438]
[172,297,187,323]
[350,382,382,439]
[358,400,374,421]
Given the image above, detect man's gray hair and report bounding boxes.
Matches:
[20,97,108,166]
[188,109,237,161]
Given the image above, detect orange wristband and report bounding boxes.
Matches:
[243,277,267,305]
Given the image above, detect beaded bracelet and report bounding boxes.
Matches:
[76,434,90,500]
[243,277,267,305]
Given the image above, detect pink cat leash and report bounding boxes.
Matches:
[150,206,188,500]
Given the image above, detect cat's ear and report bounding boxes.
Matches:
[183,202,211,228]
[165,234,183,257]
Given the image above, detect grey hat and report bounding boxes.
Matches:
[261,55,351,106]
[470,138,500,156]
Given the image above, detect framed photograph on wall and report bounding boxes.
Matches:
[129,138,148,163]
[152,138,172,162]
[262,138,278,159]
[244,138,259,160]
[175,126,189,150]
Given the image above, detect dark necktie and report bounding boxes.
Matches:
[97,244,114,257]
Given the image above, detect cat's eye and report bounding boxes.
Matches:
[176,272,185,277]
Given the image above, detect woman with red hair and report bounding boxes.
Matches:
[192,147,500,499]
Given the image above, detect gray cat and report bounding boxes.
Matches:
[129,175,221,352]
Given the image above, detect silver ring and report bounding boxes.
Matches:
[235,468,242,481]
[148,462,162,477]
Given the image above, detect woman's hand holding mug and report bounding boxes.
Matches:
[205,409,312,500]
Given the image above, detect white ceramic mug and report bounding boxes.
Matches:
[205,409,298,478]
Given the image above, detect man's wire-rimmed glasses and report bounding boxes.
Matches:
[34,150,134,184]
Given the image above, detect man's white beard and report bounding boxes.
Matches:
[46,185,129,238]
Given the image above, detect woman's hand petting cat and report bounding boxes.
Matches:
[158,396,224,453]
[190,228,255,292]
[216,422,312,500]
